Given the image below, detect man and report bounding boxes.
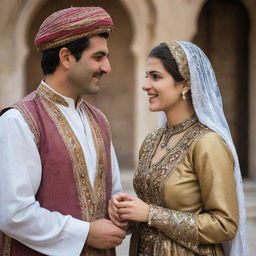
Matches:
[0,6,125,256]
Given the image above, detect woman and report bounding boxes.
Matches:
[109,41,248,256]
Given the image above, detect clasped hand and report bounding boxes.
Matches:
[108,193,149,229]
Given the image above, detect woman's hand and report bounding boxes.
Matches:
[108,194,128,229]
[116,195,149,222]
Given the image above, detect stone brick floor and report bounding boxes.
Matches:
[116,171,256,256]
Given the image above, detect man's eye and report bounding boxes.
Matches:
[94,56,102,60]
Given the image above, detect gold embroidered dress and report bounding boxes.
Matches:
[130,121,238,256]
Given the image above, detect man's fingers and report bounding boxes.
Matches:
[111,237,123,247]
[87,219,127,249]
[112,226,126,239]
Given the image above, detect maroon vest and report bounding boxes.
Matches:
[0,88,115,256]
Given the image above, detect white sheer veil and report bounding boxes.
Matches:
[159,41,248,256]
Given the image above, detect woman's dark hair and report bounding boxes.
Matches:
[41,32,109,75]
[148,43,184,82]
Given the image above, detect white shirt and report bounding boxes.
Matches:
[0,83,122,256]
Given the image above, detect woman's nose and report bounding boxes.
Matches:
[142,79,152,91]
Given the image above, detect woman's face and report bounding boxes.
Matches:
[143,57,184,113]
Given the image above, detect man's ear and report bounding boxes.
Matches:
[59,47,75,69]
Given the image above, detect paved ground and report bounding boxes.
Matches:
[115,171,256,256]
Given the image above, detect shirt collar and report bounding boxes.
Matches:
[38,80,84,109]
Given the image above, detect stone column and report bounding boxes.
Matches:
[0,0,24,108]
[121,0,159,159]
[0,0,46,109]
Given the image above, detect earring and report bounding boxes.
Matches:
[182,91,186,100]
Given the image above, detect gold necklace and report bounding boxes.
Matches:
[160,115,198,148]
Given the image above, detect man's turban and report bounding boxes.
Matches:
[35,6,113,52]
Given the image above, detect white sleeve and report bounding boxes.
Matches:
[0,109,89,256]
[110,143,123,196]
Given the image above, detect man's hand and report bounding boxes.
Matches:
[86,219,126,249]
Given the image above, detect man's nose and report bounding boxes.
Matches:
[101,58,111,74]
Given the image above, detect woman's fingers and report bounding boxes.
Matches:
[118,207,130,215]
[120,213,133,221]
[115,193,134,202]
[109,195,143,223]
[109,209,126,227]
[109,199,119,212]
[116,197,149,222]
[116,200,133,208]
[109,207,122,223]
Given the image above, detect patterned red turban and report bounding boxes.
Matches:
[35,7,113,52]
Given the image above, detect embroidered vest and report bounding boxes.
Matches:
[0,84,115,256]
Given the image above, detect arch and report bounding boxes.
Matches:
[13,0,47,96]
[120,0,157,155]
[14,0,155,90]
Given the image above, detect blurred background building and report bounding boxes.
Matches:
[1,0,256,181]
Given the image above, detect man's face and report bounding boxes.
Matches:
[67,35,111,96]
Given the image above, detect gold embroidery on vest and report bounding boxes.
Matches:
[15,103,41,147]
[37,86,108,256]
[37,84,68,107]
[2,234,11,256]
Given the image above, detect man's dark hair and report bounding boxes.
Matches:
[41,33,109,75]
[148,43,185,83]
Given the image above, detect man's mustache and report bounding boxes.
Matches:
[93,71,105,78]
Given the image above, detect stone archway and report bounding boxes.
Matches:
[194,0,250,176]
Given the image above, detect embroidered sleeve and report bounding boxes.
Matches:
[148,205,200,251]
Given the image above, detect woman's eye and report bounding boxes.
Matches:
[152,74,160,80]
